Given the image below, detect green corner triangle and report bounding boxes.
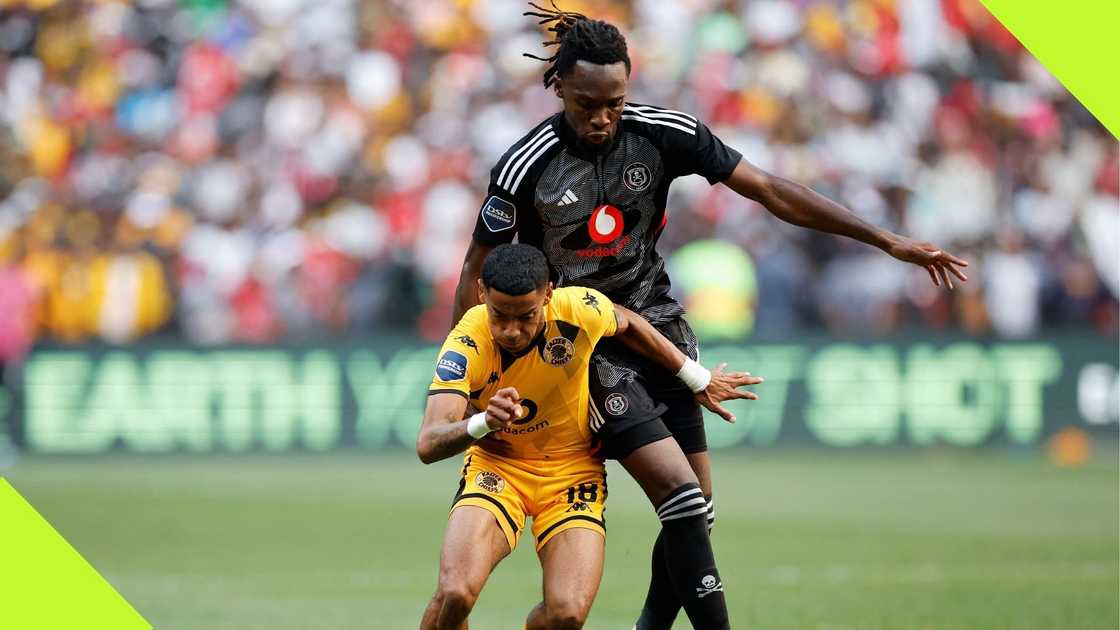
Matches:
[0,478,151,630]
[979,0,1120,139]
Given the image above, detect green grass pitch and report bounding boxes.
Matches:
[4,449,1117,629]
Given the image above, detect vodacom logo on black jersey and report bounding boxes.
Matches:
[562,204,643,258]
[589,205,624,243]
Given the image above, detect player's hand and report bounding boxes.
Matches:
[885,235,969,289]
[485,387,523,431]
[694,363,763,424]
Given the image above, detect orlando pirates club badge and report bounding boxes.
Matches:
[623,162,651,192]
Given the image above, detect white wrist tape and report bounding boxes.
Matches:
[676,358,711,393]
[466,412,492,439]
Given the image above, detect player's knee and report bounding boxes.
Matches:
[542,600,589,629]
[436,579,479,617]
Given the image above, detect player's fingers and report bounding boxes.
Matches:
[942,252,970,267]
[487,407,512,423]
[490,397,516,414]
[513,404,524,419]
[947,262,969,282]
[735,374,764,385]
[738,390,758,400]
[926,265,940,287]
[938,264,953,289]
[496,386,520,401]
[712,402,736,423]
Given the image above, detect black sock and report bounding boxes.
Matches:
[652,485,728,629]
[635,495,714,630]
[635,531,678,630]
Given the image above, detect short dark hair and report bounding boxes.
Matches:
[480,244,550,296]
[524,2,631,88]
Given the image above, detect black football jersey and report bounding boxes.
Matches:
[472,103,742,324]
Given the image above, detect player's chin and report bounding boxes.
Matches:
[497,340,528,354]
[582,133,612,152]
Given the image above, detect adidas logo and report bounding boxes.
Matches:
[557,189,579,206]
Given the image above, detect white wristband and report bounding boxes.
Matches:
[466,412,493,439]
[676,358,711,393]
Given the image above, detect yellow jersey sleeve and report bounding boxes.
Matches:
[554,287,617,345]
[429,305,493,398]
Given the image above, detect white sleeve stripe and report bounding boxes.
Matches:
[621,114,697,136]
[496,126,554,191]
[499,130,555,191]
[589,401,605,431]
[625,105,697,127]
[509,137,558,194]
[626,103,697,119]
[656,487,704,515]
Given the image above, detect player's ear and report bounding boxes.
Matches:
[477,279,486,304]
[542,283,553,306]
[553,78,563,99]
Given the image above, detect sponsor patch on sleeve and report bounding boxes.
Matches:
[481,195,516,232]
[436,350,468,382]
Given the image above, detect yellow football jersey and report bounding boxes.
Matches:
[429,286,617,463]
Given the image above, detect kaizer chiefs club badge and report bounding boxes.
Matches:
[475,471,505,493]
[544,336,575,366]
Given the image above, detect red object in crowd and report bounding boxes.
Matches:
[230,275,281,343]
[0,267,37,363]
[178,43,240,114]
[299,240,360,324]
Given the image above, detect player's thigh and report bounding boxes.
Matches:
[587,344,672,460]
[619,435,698,505]
[537,527,605,618]
[437,505,511,596]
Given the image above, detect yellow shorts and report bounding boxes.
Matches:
[450,447,607,552]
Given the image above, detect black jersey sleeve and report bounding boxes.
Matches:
[471,120,560,246]
[664,119,742,184]
[624,104,742,184]
[471,180,522,246]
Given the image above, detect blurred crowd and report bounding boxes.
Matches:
[0,0,1116,361]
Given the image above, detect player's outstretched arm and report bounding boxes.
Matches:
[609,305,762,422]
[721,159,969,289]
[452,239,495,322]
[416,388,521,464]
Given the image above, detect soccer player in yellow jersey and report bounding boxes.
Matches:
[416,244,762,629]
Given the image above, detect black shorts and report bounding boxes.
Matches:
[588,317,706,460]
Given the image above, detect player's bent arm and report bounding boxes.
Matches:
[608,305,687,374]
[721,158,969,288]
[452,239,494,322]
[721,158,894,251]
[416,393,474,464]
[416,387,522,464]
[609,305,763,422]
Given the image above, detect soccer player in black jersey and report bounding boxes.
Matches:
[453,4,969,628]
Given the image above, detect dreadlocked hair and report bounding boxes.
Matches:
[523,1,630,88]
